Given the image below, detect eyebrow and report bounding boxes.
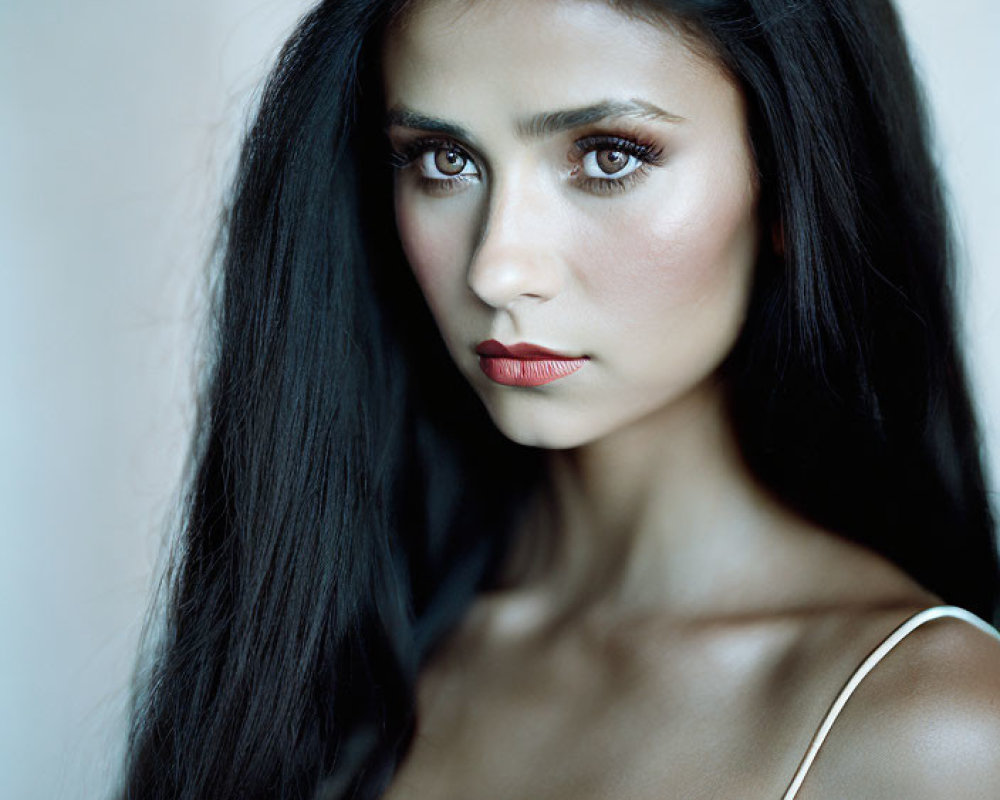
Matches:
[516,99,683,137]
[384,99,683,143]
[385,107,473,141]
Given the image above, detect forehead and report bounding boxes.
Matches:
[382,0,739,127]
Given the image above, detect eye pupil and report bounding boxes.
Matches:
[435,147,467,176]
[596,150,628,175]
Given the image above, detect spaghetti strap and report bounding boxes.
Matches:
[780,605,1000,800]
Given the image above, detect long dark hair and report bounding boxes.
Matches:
[117,1,998,798]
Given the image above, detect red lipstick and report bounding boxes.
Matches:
[475,340,588,387]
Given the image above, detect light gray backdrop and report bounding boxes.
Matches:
[1,2,997,798]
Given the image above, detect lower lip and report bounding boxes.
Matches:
[478,356,588,387]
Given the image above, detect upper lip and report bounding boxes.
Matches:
[475,339,586,360]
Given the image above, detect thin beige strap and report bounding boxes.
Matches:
[781,605,1000,800]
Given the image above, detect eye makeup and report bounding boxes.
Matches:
[388,128,667,195]
[569,132,665,194]
[389,136,481,195]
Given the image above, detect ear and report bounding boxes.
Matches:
[771,219,785,257]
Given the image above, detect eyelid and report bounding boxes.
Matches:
[390,136,482,172]
[571,133,664,166]
[390,135,484,195]
[568,132,665,193]
[389,130,665,195]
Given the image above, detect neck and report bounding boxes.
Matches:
[495,379,822,624]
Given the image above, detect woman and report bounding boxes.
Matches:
[118,0,1000,798]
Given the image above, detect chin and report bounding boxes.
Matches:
[477,396,610,451]
[474,371,731,452]
[494,423,587,451]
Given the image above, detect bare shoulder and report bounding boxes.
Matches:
[886,614,1000,791]
[801,609,1000,799]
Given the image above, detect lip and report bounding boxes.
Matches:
[475,339,589,387]
[475,340,582,359]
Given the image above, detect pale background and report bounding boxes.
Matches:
[0,2,996,798]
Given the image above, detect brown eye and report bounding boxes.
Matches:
[595,150,629,175]
[434,147,467,176]
[579,146,643,182]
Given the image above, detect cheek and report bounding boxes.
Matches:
[572,171,758,359]
[394,192,471,318]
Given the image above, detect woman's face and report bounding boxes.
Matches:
[383,0,759,449]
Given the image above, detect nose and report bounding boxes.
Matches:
[467,174,566,310]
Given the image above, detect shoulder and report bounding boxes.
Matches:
[801,608,1000,800]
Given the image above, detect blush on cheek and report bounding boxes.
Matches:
[578,187,757,324]
[395,202,452,299]
[395,189,483,301]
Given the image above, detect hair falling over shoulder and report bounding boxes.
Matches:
[116,1,998,798]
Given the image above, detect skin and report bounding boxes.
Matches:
[381,1,1000,797]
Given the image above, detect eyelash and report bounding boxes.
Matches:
[572,134,664,194]
[389,133,665,195]
[389,137,479,194]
